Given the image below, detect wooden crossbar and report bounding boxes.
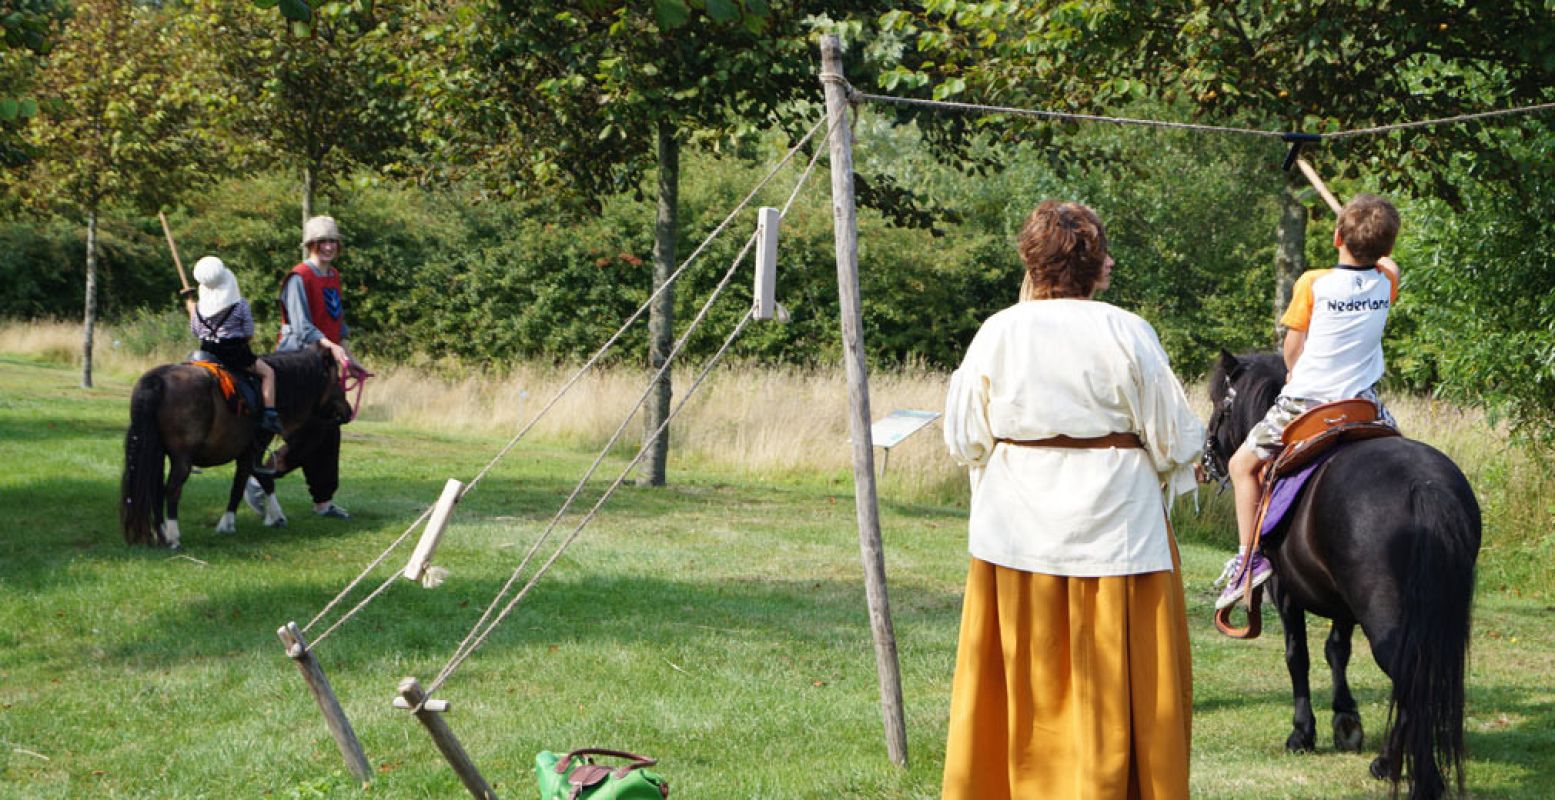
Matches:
[404,479,463,583]
[396,677,498,800]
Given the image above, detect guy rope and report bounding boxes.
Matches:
[276,112,837,790]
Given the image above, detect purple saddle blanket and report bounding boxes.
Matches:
[1259,449,1339,540]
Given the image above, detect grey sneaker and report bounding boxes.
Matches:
[244,476,266,515]
[314,502,352,520]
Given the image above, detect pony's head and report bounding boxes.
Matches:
[1202,349,1285,486]
[265,347,355,427]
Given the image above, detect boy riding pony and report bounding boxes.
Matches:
[1217,194,1402,611]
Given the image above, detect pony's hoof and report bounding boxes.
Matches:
[215,512,237,535]
[1285,730,1315,753]
[1333,712,1364,752]
[266,515,288,529]
[1369,755,1390,781]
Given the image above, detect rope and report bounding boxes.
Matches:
[455,112,830,499]
[430,231,759,692]
[857,91,1286,139]
[424,309,757,700]
[855,90,1555,142]
[1322,100,1555,140]
[421,133,831,700]
[290,114,830,648]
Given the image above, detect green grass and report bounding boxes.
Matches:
[1,354,1552,799]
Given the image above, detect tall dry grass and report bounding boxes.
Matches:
[5,319,1550,594]
[366,359,964,502]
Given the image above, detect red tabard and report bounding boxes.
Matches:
[280,262,344,345]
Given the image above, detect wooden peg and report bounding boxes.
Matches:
[397,677,497,800]
[276,622,372,786]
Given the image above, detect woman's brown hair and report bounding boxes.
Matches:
[1017,201,1108,301]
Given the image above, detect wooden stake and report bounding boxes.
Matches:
[396,677,498,800]
[819,33,909,768]
[276,622,373,787]
[158,210,191,292]
[1295,158,1344,215]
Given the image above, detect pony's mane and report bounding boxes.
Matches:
[261,349,335,414]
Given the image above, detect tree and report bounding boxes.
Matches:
[21,0,220,387]
[473,0,886,486]
[200,0,410,231]
[882,1,1555,336]
[0,0,62,170]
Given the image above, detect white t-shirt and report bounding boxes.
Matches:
[943,299,1204,577]
[1280,265,1398,401]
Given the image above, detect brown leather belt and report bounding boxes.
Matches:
[996,432,1144,449]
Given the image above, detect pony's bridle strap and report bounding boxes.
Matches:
[1201,381,1236,492]
[340,359,373,421]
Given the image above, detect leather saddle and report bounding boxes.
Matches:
[188,350,263,417]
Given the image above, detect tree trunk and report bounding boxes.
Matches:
[1273,170,1308,343]
[301,163,316,259]
[80,209,99,389]
[638,121,679,487]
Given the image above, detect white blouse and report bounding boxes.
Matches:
[944,299,1204,577]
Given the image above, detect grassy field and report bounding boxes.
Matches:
[2,333,1553,798]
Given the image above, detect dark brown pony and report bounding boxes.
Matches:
[1204,351,1481,800]
[119,347,353,548]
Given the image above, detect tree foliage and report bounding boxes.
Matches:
[200,0,411,219]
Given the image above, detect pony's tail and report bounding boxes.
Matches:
[120,371,167,545]
[1386,480,1479,799]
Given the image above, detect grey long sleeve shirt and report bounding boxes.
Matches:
[276,262,349,352]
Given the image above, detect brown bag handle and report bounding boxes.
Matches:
[556,747,658,779]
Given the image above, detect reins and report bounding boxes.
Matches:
[339,358,373,421]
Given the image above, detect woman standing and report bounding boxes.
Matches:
[941,201,1203,799]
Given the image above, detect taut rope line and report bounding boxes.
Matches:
[297,113,832,649]
[424,137,831,698]
[424,309,757,700]
[855,90,1555,141]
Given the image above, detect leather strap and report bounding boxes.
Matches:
[996,432,1144,450]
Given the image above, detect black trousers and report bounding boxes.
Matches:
[274,418,341,504]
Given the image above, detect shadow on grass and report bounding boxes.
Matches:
[0,414,128,443]
[109,570,962,672]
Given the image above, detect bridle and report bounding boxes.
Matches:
[339,358,374,422]
[1201,374,1237,493]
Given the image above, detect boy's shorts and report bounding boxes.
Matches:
[1243,386,1396,460]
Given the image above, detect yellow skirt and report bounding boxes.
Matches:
[941,542,1192,800]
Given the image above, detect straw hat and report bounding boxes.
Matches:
[193,256,242,318]
[302,215,342,246]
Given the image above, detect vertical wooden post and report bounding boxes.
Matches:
[276,622,373,786]
[397,677,498,800]
[819,33,909,768]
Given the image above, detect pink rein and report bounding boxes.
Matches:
[340,359,374,421]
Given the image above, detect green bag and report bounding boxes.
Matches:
[534,748,669,800]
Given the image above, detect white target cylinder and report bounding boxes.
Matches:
[753,206,779,321]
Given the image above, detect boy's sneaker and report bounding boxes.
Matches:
[314,502,352,520]
[259,408,284,435]
[1215,552,1274,610]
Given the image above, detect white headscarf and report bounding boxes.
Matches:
[193,256,242,318]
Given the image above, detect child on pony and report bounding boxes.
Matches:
[186,256,284,463]
[1216,194,1402,611]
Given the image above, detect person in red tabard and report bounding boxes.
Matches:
[246,215,355,520]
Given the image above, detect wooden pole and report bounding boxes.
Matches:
[819,33,908,768]
[158,210,191,292]
[276,622,373,787]
[1294,158,1344,215]
[396,677,498,800]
